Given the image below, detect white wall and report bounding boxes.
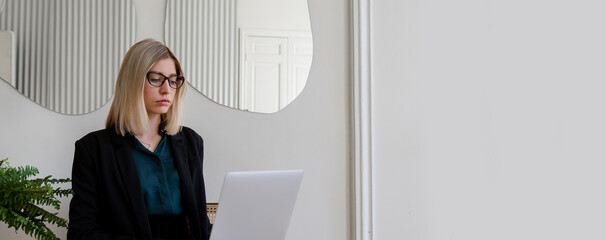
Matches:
[373,0,606,239]
[0,0,350,239]
[237,0,311,31]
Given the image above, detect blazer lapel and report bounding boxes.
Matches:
[169,132,201,239]
[110,131,152,239]
[168,132,193,196]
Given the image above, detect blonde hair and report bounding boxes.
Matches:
[106,38,186,136]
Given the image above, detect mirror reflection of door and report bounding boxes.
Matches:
[240,29,312,113]
[165,0,312,114]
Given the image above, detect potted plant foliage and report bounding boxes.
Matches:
[0,158,72,240]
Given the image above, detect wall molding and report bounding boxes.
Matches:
[352,0,373,239]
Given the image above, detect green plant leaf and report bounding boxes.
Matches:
[0,158,71,240]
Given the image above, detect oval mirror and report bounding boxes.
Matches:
[0,0,135,115]
[165,0,313,113]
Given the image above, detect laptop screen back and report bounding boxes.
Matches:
[209,170,304,240]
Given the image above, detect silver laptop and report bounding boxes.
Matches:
[209,170,304,240]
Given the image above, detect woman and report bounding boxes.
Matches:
[68,39,212,240]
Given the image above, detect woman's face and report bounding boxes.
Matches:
[143,58,178,118]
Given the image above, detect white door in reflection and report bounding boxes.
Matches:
[240,29,312,113]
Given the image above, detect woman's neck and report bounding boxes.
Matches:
[137,114,162,139]
[134,114,162,151]
[147,114,162,134]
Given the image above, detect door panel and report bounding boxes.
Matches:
[240,29,312,113]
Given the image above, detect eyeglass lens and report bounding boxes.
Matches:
[147,72,184,89]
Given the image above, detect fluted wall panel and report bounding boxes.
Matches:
[166,0,239,109]
[0,0,135,114]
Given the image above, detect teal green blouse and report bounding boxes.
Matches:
[131,132,182,216]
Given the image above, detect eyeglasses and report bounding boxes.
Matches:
[146,71,185,89]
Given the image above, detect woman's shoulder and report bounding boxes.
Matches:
[76,128,115,145]
[177,126,203,141]
[179,126,196,134]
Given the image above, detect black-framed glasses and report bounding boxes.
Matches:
[146,71,185,89]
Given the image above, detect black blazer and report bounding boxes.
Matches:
[67,127,212,240]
